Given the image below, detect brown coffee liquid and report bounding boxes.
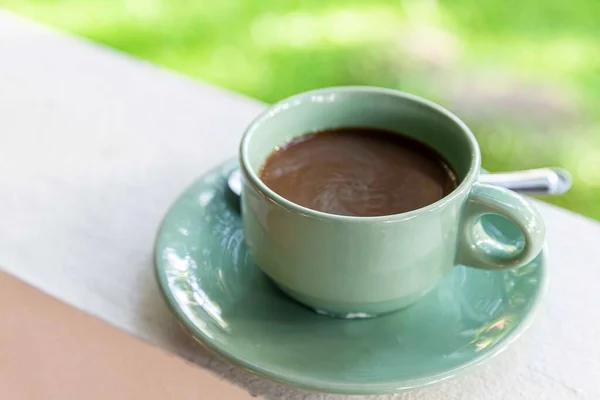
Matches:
[259,127,458,217]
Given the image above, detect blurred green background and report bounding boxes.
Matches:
[3,0,599,219]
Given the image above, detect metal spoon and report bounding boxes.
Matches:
[478,168,571,195]
[228,167,571,198]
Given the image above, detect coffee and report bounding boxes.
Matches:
[258,127,457,217]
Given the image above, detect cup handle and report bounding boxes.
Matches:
[456,183,546,270]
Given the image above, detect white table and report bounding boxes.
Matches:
[1,9,599,400]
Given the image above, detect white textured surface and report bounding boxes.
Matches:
[1,9,599,400]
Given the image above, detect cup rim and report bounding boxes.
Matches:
[239,86,481,222]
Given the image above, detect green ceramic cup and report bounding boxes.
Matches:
[239,87,545,317]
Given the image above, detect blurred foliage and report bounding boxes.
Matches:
[2,0,599,219]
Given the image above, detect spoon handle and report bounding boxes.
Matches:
[479,168,572,195]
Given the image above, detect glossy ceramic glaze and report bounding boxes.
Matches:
[239,87,545,315]
[154,160,548,395]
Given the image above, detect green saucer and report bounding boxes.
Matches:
[154,160,547,395]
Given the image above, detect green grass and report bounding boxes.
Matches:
[3,0,599,219]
